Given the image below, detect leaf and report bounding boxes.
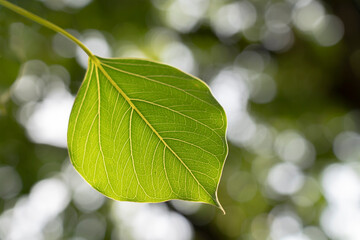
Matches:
[67,56,228,212]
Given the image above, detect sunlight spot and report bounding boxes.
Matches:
[146,28,179,53]
[39,0,92,10]
[210,68,259,146]
[211,1,257,37]
[313,15,344,46]
[210,68,249,117]
[246,124,276,155]
[116,43,147,58]
[321,204,360,240]
[73,182,106,213]
[63,0,92,9]
[0,178,70,240]
[333,131,360,162]
[12,75,43,103]
[29,179,70,220]
[165,0,209,33]
[111,202,193,240]
[25,86,75,148]
[322,164,360,205]
[61,162,106,213]
[265,2,292,31]
[270,210,303,240]
[76,30,112,69]
[262,26,294,52]
[274,130,315,168]
[228,112,257,145]
[321,163,360,240]
[292,0,325,32]
[160,42,196,74]
[267,163,305,195]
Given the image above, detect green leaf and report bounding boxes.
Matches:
[67,56,228,212]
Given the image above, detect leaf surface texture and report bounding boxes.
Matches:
[67,57,228,209]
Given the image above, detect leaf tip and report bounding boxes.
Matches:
[215,200,226,215]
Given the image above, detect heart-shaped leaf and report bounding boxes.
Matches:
[67,57,228,211]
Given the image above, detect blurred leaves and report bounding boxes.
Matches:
[0,0,360,239]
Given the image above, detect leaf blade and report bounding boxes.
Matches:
[68,57,228,211]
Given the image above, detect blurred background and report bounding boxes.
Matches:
[1,0,360,239]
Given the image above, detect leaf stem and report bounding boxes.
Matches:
[0,0,95,59]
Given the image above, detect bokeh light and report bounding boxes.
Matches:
[211,1,257,37]
[0,0,357,239]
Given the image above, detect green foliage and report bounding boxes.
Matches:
[1,0,357,239]
[67,57,227,210]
